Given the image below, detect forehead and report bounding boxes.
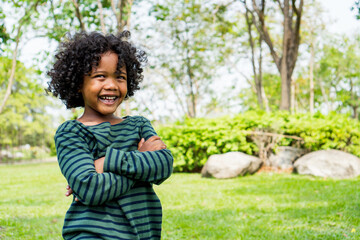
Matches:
[99,52,118,65]
[93,52,126,72]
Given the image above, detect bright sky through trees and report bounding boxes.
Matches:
[5,0,360,122]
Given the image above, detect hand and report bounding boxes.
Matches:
[94,157,105,173]
[65,156,105,201]
[138,136,167,152]
[65,185,79,202]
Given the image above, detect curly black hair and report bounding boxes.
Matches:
[47,31,147,109]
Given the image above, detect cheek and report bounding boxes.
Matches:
[122,82,128,92]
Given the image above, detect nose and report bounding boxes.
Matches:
[103,77,117,90]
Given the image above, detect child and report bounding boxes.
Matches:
[47,31,174,240]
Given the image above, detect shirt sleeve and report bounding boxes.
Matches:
[55,129,135,206]
[103,117,174,185]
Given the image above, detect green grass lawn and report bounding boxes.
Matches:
[0,162,359,239]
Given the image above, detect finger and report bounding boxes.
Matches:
[154,140,167,149]
[65,189,73,196]
[66,185,70,190]
[152,140,167,150]
[138,138,145,150]
[75,197,79,202]
[147,136,161,142]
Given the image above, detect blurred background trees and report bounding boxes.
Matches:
[0,0,359,162]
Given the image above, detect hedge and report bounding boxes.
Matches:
[156,111,360,172]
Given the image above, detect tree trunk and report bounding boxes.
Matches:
[290,78,295,113]
[318,77,331,112]
[280,0,291,110]
[111,0,134,33]
[249,0,303,111]
[0,1,40,114]
[258,35,270,112]
[0,34,20,114]
[72,0,85,31]
[309,38,315,114]
[97,0,107,34]
[280,60,291,110]
[244,0,270,111]
[353,106,358,119]
[186,63,196,118]
[244,6,262,109]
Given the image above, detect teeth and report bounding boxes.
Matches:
[100,96,117,100]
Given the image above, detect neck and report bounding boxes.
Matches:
[78,109,123,125]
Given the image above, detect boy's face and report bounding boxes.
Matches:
[80,51,127,118]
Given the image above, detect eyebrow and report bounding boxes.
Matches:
[91,70,126,75]
[115,70,127,75]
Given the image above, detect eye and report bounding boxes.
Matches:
[117,75,127,81]
[94,74,105,78]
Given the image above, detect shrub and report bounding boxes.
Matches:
[157,111,360,172]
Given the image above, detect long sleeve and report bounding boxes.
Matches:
[104,148,173,184]
[103,117,174,184]
[55,129,135,206]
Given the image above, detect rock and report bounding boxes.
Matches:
[294,149,360,179]
[13,152,24,159]
[268,146,307,170]
[0,150,13,159]
[201,152,262,179]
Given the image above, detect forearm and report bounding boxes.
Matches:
[66,169,135,206]
[104,148,174,184]
[56,132,135,206]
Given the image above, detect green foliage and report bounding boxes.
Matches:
[157,111,360,172]
[0,7,10,53]
[0,56,56,159]
[352,1,360,20]
[315,35,360,117]
[149,0,242,117]
[239,73,281,111]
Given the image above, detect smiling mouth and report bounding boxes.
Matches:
[99,96,119,104]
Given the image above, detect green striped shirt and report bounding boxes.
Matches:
[54,116,174,239]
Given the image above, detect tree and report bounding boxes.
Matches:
[239,72,281,111]
[244,0,304,111]
[241,0,270,112]
[41,0,135,41]
[353,0,360,19]
[299,0,325,114]
[149,0,235,118]
[315,35,360,118]
[0,0,44,114]
[0,6,10,53]
[0,56,54,150]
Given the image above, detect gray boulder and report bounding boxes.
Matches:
[268,146,307,170]
[201,152,262,179]
[0,150,13,159]
[13,152,25,159]
[294,149,360,179]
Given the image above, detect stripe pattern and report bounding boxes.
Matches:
[55,116,173,239]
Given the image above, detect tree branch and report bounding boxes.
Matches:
[97,0,106,34]
[250,0,281,70]
[243,130,304,141]
[275,0,284,14]
[0,1,40,113]
[71,0,85,31]
[110,0,121,31]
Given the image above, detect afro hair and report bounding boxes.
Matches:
[47,31,147,109]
